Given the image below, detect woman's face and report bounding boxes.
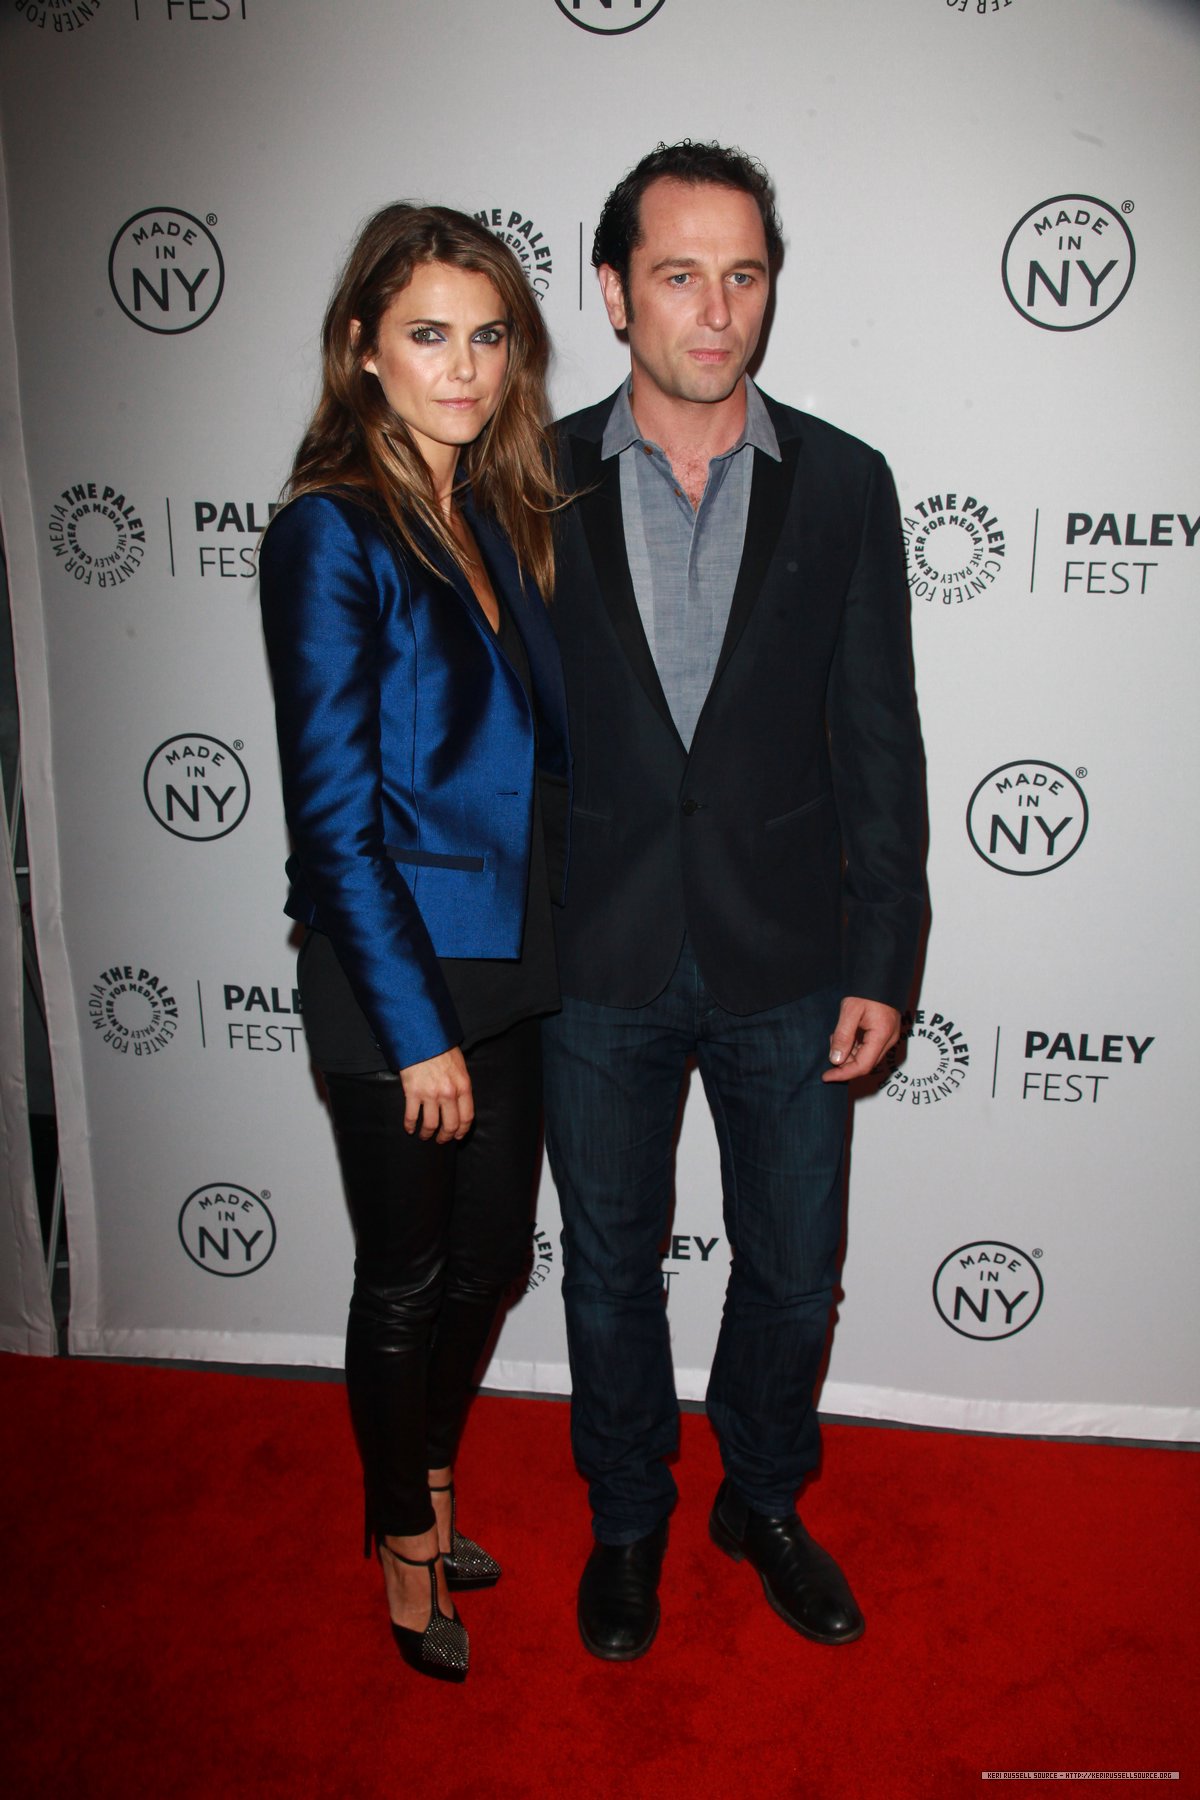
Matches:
[360,262,509,478]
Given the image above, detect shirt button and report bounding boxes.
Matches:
[681,798,700,816]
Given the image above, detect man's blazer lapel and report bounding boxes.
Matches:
[710,435,799,687]
[571,432,680,743]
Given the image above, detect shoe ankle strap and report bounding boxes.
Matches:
[379,1543,442,1570]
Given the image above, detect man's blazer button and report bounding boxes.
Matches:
[681,798,700,816]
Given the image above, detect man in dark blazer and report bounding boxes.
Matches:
[543,143,926,1661]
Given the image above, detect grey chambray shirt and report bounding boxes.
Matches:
[601,375,781,749]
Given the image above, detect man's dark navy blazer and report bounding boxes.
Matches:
[551,388,926,1015]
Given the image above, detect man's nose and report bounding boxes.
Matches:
[698,280,731,331]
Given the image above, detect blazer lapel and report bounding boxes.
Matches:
[468,503,571,781]
[572,433,680,743]
[710,436,798,686]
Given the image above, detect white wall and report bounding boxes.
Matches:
[1,0,1196,1437]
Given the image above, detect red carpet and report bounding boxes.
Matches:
[0,1356,1194,1798]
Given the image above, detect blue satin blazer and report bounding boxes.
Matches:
[259,489,570,1071]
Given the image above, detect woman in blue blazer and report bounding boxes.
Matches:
[260,204,569,1682]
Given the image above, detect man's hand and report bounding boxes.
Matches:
[822,997,901,1084]
[399,1047,474,1143]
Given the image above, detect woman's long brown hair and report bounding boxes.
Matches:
[286,203,562,597]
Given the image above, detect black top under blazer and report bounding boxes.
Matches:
[551,388,927,1015]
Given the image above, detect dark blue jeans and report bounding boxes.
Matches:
[542,940,847,1543]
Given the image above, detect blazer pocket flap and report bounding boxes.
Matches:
[764,792,833,829]
[386,845,485,873]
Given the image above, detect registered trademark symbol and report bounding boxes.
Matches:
[1032,1249,1043,1258]
[233,740,244,751]
[1121,200,1134,215]
[261,1189,271,1200]
[1075,766,1087,779]
[207,213,218,227]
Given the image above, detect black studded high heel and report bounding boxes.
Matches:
[431,1481,502,1591]
[376,1541,469,1682]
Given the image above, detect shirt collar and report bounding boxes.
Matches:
[600,375,781,463]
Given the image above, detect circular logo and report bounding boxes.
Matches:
[47,480,146,587]
[933,1241,1043,1341]
[555,0,666,33]
[903,491,1006,606]
[880,1008,970,1105]
[179,1184,276,1278]
[1002,195,1134,331]
[87,964,179,1056]
[11,1,100,32]
[475,204,554,300]
[510,1222,556,1297]
[108,207,225,335]
[967,760,1088,876]
[144,734,250,841]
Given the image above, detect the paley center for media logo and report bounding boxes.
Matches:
[473,206,554,301]
[88,963,179,1056]
[48,481,145,587]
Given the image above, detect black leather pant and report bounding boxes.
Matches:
[324,1017,542,1539]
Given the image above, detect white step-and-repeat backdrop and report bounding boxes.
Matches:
[1,0,1196,1438]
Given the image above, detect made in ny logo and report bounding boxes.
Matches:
[109,207,224,334]
[88,963,179,1056]
[473,206,553,301]
[1002,195,1135,331]
[178,1183,276,1277]
[555,0,666,34]
[47,480,145,587]
[933,1241,1043,1341]
[143,734,250,841]
[10,0,101,31]
[966,760,1088,876]
[903,490,1006,607]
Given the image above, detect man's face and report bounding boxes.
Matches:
[599,178,770,410]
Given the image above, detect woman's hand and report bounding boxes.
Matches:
[399,1048,474,1143]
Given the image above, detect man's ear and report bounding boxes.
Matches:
[597,265,629,333]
